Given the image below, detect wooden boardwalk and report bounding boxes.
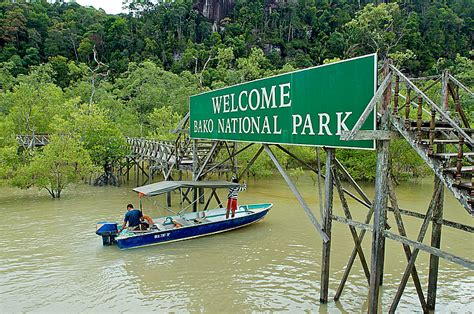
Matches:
[120,136,237,184]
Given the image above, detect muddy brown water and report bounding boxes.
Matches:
[0,174,472,312]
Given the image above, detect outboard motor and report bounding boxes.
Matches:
[96,222,118,246]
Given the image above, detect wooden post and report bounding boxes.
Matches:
[428,109,436,155]
[404,86,411,129]
[427,151,445,311]
[393,75,399,115]
[199,187,205,204]
[320,148,334,303]
[166,173,172,207]
[135,160,138,186]
[126,157,130,181]
[192,139,198,212]
[471,161,474,205]
[441,70,449,112]
[416,95,423,141]
[368,60,391,313]
[369,137,390,314]
[455,137,464,184]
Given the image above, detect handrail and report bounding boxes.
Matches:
[390,65,474,146]
[394,90,432,117]
[449,74,473,97]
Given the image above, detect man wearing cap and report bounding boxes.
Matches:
[226,176,247,219]
[119,204,143,232]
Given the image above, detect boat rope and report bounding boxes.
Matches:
[178,197,202,215]
[143,197,179,215]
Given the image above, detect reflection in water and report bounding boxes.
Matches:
[0,175,472,312]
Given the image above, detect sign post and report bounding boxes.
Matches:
[190,54,377,150]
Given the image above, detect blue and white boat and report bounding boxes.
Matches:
[96,181,272,249]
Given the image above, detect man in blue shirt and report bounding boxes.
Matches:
[119,204,143,232]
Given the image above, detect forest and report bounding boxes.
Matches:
[0,0,472,197]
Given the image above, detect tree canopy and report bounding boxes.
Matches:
[0,0,472,197]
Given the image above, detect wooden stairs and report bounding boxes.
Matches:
[389,69,473,216]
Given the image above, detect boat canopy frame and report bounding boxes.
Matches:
[133,180,240,215]
[133,180,239,197]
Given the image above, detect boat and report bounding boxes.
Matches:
[96,180,272,249]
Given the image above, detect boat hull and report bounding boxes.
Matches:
[115,205,271,249]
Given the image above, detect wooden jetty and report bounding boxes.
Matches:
[16,133,49,149]
[16,62,473,313]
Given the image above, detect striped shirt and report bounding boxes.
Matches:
[228,182,247,199]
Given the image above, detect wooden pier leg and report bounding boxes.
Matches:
[368,61,391,313]
[135,160,139,186]
[192,139,198,212]
[378,208,387,287]
[193,187,198,212]
[199,187,205,204]
[165,173,172,207]
[167,190,172,207]
[126,157,130,181]
[427,170,444,311]
[425,77,449,311]
[320,148,334,303]
[150,162,154,181]
[141,160,145,184]
[368,137,390,313]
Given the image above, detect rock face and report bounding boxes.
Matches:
[194,0,235,23]
[194,0,292,24]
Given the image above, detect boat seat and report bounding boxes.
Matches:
[173,217,193,226]
[193,218,211,224]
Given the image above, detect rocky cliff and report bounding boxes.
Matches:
[194,0,235,24]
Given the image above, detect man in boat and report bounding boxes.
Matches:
[226,176,247,219]
[119,204,143,232]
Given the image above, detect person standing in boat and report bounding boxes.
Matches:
[226,176,247,219]
[119,203,143,232]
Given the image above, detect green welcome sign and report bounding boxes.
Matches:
[190,54,376,150]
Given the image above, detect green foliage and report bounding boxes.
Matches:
[389,139,430,183]
[147,106,182,140]
[1,0,470,78]
[12,134,98,198]
[0,67,65,134]
[336,149,377,182]
[345,3,405,59]
[0,61,16,92]
[58,104,128,167]
[114,61,201,117]
[0,0,472,191]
